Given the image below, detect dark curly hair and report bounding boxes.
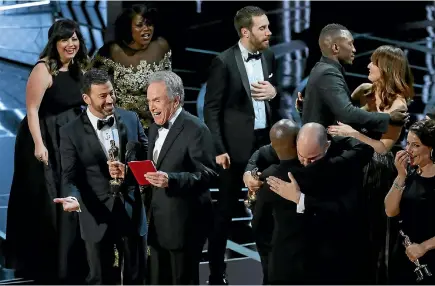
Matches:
[409,119,435,148]
[39,19,89,80]
[114,4,159,44]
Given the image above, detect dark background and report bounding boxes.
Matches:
[1,1,433,283]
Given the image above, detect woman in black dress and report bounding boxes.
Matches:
[385,119,435,284]
[5,19,89,284]
[328,45,414,284]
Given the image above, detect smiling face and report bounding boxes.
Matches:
[56,32,79,63]
[405,131,432,167]
[83,81,116,119]
[131,14,154,48]
[147,81,180,126]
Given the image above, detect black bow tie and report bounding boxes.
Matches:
[157,121,169,129]
[97,116,115,130]
[246,52,262,62]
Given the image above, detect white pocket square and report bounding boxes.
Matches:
[268,73,273,78]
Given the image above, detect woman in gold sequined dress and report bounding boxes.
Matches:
[93,4,171,128]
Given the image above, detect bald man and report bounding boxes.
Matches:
[301,23,407,133]
[250,119,299,284]
[246,123,374,284]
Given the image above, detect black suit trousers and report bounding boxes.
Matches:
[84,198,147,285]
[208,129,270,277]
[148,217,207,285]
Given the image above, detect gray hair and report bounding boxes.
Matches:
[148,70,185,105]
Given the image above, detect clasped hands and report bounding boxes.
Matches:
[108,161,168,188]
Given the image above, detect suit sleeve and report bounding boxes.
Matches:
[268,52,282,123]
[204,56,228,156]
[136,112,148,157]
[245,144,280,173]
[295,138,374,217]
[167,125,218,195]
[59,126,80,201]
[320,69,390,133]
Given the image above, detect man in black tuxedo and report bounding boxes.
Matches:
[204,6,279,284]
[144,70,216,285]
[53,69,148,285]
[300,23,408,132]
[247,123,374,284]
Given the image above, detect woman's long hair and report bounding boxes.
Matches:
[370,45,414,111]
[39,19,89,80]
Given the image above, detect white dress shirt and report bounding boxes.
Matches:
[69,108,120,212]
[152,107,183,163]
[238,41,267,130]
[86,108,120,159]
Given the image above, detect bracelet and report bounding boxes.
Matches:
[393,181,405,191]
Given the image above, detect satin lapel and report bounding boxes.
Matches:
[147,124,157,161]
[234,46,251,98]
[261,53,269,83]
[261,53,272,124]
[114,110,127,162]
[81,113,109,173]
[156,111,185,169]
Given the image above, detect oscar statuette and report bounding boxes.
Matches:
[244,167,260,211]
[108,140,122,196]
[400,229,432,282]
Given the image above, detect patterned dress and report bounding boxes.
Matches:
[92,43,172,128]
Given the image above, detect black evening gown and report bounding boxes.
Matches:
[358,131,397,284]
[5,62,88,284]
[389,171,435,285]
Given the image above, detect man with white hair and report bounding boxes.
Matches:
[115,70,217,284]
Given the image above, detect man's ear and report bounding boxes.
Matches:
[83,93,91,105]
[241,27,250,38]
[331,42,340,55]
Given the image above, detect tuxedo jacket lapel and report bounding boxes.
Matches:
[233,46,251,99]
[261,53,269,82]
[114,109,127,162]
[147,124,157,162]
[155,111,185,169]
[80,113,109,175]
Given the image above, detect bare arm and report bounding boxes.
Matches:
[352,125,402,155]
[329,102,406,154]
[385,175,406,217]
[26,62,52,162]
[422,236,435,253]
[320,71,390,133]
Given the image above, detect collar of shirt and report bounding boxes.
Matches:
[238,41,260,62]
[159,107,183,131]
[320,56,346,76]
[86,107,116,132]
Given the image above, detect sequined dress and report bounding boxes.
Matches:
[92,42,172,127]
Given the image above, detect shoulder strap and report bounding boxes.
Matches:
[34,60,46,67]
